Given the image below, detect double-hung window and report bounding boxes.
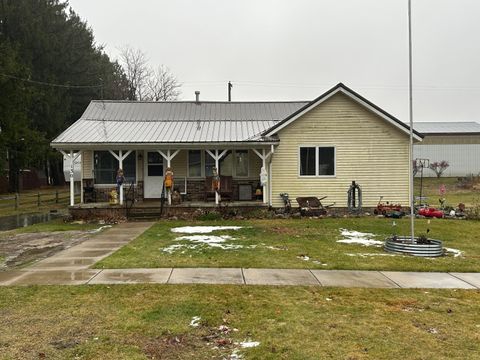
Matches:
[299,146,335,176]
[94,151,136,184]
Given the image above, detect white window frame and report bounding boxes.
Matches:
[185,149,251,179]
[298,145,336,178]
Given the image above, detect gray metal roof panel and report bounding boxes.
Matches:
[414,122,480,134]
[52,100,308,145]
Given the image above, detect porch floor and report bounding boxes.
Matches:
[73,200,268,209]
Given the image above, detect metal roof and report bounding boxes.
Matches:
[52,100,308,146]
[414,122,480,135]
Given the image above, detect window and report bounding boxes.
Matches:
[204,150,233,176]
[299,146,335,177]
[299,147,316,176]
[318,147,335,176]
[94,151,136,184]
[219,150,233,176]
[205,151,215,177]
[235,150,249,176]
[147,152,163,176]
[188,150,201,177]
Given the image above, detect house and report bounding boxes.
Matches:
[51,83,422,210]
[413,122,480,177]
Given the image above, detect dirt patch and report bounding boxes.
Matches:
[141,333,219,360]
[271,226,301,236]
[0,229,104,269]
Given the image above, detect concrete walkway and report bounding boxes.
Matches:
[0,222,479,289]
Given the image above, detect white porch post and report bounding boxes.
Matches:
[60,150,81,206]
[69,150,74,206]
[252,147,274,205]
[80,150,84,204]
[206,149,228,205]
[158,149,180,205]
[119,150,123,205]
[214,150,220,205]
[109,150,133,205]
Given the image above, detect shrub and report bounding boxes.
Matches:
[429,160,449,178]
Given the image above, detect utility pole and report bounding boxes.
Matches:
[228,81,233,101]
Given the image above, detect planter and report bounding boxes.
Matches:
[384,236,444,257]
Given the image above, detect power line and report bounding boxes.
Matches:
[0,73,103,89]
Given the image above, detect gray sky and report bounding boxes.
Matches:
[68,0,480,123]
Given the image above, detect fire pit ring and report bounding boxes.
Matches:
[384,237,444,257]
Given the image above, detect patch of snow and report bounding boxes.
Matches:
[171,226,243,234]
[88,225,112,233]
[189,316,201,327]
[445,247,463,257]
[337,229,384,247]
[176,234,234,243]
[325,298,333,301]
[265,245,288,251]
[240,341,260,348]
[345,253,400,257]
[162,244,197,254]
[229,350,243,359]
[297,255,310,261]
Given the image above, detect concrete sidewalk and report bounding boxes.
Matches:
[2,267,480,288]
[0,221,479,288]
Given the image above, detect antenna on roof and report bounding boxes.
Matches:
[228,81,233,101]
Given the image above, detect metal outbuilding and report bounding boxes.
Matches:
[413,122,480,177]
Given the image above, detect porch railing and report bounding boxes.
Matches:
[124,182,136,217]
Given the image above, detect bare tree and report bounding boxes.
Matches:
[118,45,150,100]
[145,65,181,101]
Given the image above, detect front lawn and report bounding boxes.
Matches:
[0,285,479,359]
[95,218,480,272]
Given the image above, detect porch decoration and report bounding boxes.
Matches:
[116,169,125,195]
[164,167,174,205]
[109,188,118,205]
[108,150,133,206]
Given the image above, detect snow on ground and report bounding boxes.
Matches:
[445,247,463,257]
[240,341,260,348]
[337,229,384,247]
[189,316,201,327]
[88,225,112,233]
[171,226,243,234]
[162,230,256,253]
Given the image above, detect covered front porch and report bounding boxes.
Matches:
[60,143,276,211]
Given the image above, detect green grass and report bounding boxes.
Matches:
[0,218,101,236]
[0,285,479,359]
[95,218,480,272]
[414,176,480,207]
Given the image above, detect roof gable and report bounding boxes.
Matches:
[263,83,423,140]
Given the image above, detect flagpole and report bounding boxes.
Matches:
[408,0,415,242]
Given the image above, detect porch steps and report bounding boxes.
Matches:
[127,211,164,221]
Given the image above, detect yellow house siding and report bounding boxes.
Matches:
[82,150,93,179]
[270,93,410,208]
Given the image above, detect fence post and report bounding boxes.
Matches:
[37,192,41,207]
[15,193,19,210]
[55,190,59,204]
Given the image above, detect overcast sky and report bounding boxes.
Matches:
[68,0,480,123]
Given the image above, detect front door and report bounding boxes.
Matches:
[144,151,164,198]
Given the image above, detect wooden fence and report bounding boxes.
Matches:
[0,189,80,212]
